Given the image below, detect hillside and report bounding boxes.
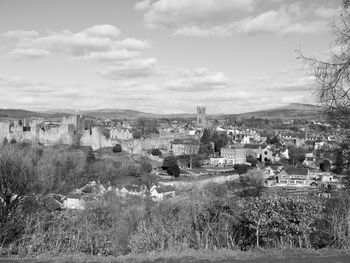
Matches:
[224,103,323,120]
[0,109,46,119]
[0,103,323,120]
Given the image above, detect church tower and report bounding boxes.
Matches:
[196,105,206,128]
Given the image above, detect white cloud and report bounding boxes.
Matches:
[135,0,334,37]
[165,68,246,92]
[3,25,151,61]
[234,7,328,36]
[94,58,158,79]
[134,0,151,10]
[173,25,231,37]
[5,48,50,60]
[78,49,140,61]
[82,24,121,38]
[3,30,39,39]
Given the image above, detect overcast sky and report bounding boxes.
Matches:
[0,0,340,114]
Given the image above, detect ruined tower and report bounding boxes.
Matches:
[196,105,206,128]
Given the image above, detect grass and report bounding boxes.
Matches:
[1,249,350,263]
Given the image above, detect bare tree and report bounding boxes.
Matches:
[299,1,350,127]
[0,145,40,243]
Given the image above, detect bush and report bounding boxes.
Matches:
[163,156,180,177]
[151,148,162,157]
[234,164,251,175]
[113,144,122,153]
[132,130,141,139]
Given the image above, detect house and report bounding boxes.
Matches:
[79,181,106,195]
[171,138,200,156]
[265,165,284,176]
[210,157,226,166]
[220,145,246,165]
[261,146,273,162]
[276,168,311,187]
[110,127,133,140]
[150,185,176,201]
[117,184,147,197]
[63,194,86,210]
[244,144,262,159]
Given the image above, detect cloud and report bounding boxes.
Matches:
[134,0,151,11]
[0,74,98,110]
[234,7,329,36]
[2,25,151,61]
[164,68,249,92]
[269,76,316,92]
[0,74,57,94]
[5,48,50,60]
[94,58,158,79]
[137,0,254,29]
[78,49,140,61]
[135,0,334,37]
[3,30,39,39]
[82,24,121,38]
[314,6,338,19]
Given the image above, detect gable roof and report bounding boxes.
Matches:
[285,167,308,176]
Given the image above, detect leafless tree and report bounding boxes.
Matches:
[299,1,350,128]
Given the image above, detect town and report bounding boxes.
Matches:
[0,105,348,210]
[1,0,350,261]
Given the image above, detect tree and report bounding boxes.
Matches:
[246,155,258,167]
[2,137,8,145]
[211,132,229,153]
[270,136,280,145]
[234,164,251,175]
[163,156,180,177]
[151,148,162,157]
[333,149,344,174]
[0,145,40,243]
[320,159,331,172]
[112,144,122,153]
[288,146,306,166]
[238,170,265,197]
[9,138,17,144]
[72,132,82,148]
[199,129,214,157]
[299,1,350,127]
[132,130,141,139]
[200,129,212,145]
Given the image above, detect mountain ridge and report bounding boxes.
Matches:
[0,103,321,120]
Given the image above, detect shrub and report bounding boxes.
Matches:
[113,144,122,153]
[163,156,180,177]
[151,148,162,157]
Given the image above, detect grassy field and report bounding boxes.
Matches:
[1,249,350,263]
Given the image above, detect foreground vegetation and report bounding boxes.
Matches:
[0,144,350,259]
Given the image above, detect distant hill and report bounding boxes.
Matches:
[224,103,322,120]
[0,103,323,120]
[0,109,46,119]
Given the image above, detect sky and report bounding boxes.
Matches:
[0,0,341,114]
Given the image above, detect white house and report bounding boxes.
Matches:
[63,194,86,210]
[150,185,176,201]
[117,184,147,197]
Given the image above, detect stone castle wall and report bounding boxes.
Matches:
[0,116,174,154]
